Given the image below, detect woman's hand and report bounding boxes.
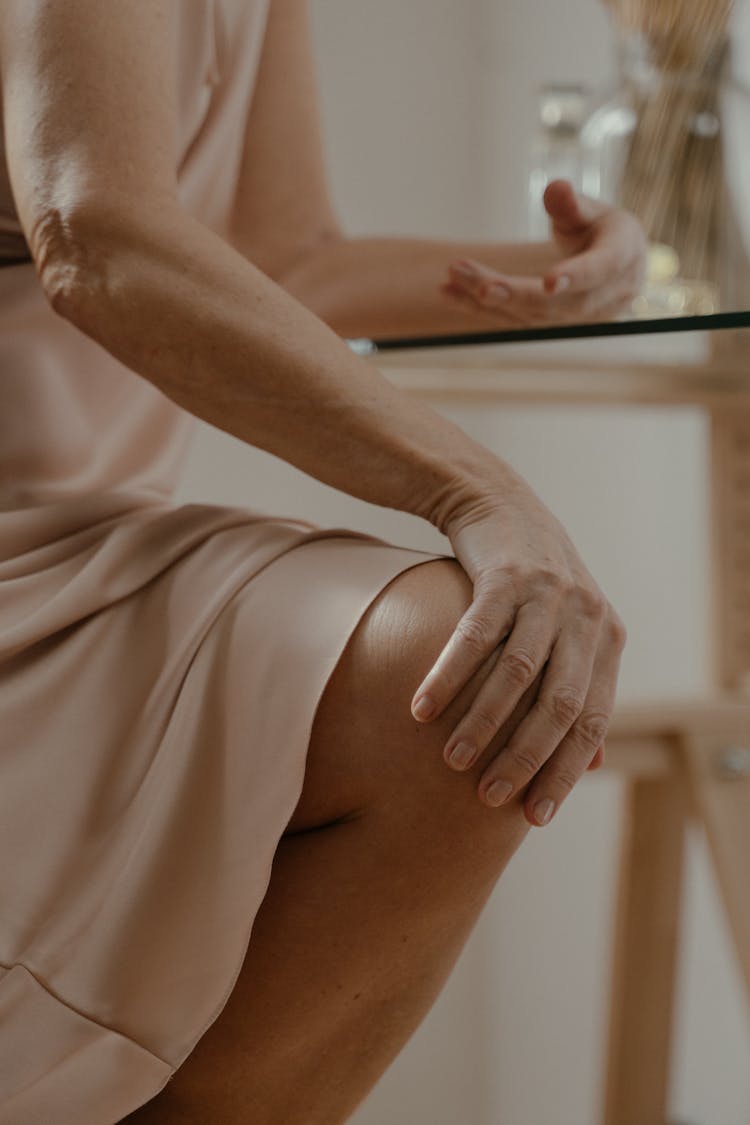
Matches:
[411,466,626,827]
[442,179,647,326]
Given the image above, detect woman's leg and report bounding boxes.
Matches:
[123,559,542,1124]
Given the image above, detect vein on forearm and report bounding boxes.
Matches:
[47,202,498,530]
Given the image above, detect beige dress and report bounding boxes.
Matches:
[0,2,445,1120]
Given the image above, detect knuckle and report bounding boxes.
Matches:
[501,647,538,686]
[469,706,502,739]
[476,567,515,599]
[575,586,607,620]
[607,613,628,649]
[455,615,492,657]
[550,765,580,795]
[574,709,610,749]
[546,687,585,728]
[496,561,524,589]
[532,567,565,596]
[508,744,543,776]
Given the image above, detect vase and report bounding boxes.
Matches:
[579,23,748,317]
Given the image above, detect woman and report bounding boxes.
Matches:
[0,2,639,1121]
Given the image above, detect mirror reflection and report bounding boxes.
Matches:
[311,0,750,344]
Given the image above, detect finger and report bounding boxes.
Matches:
[449,260,592,312]
[441,281,553,329]
[587,745,605,770]
[449,271,551,314]
[442,600,559,771]
[447,259,511,299]
[444,278,629,329]
[411,585,515,723]
[471,273,542,302]
[456,272,628,322]
[441,279,509,317]
[545,221,645,295]
[543,179,608,234]
[441,282,564,329]
[447,262,638,326]
[476,592,606,809]
[543,243,623,296]
[522,616,625,825]
[450,266,611,310]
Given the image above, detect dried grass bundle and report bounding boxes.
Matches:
[601,0,734,281]
[603,0,733,70]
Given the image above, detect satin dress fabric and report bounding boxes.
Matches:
[0,2,445,1119]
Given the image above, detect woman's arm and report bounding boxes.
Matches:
[0,0,624,825]
[284,195,646,339]
[228,0,645,339]
[0,0,482,522]
[277,235,565,339]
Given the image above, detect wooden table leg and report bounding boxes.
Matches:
[602,760,690,1125]
[683,734,750,999]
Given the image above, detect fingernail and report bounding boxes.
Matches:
[486,283,511,301]
[412,694,436,721]
[447,741,475,770]
[553,275,570,293]
[485,779,513,806]
[534,798,556,825]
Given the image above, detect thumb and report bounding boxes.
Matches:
[543,179,605,235]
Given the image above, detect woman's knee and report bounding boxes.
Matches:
[288,557,538,834]
[346,557,535,804]
[356,557,475,704]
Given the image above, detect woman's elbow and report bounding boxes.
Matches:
[31,197,172,333]
[29,205,106,325]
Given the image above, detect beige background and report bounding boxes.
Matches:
[174,2,750,1121]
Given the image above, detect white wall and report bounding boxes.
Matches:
[176,1,750,1121]
[311,0,615,242]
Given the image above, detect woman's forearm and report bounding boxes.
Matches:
[45,203,504,531]
[276,235,562,339]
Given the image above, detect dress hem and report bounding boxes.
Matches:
[1,533,450,1123]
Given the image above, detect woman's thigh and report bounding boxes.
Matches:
[284,557,540,836]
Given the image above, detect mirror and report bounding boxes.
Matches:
[310,0,750,348]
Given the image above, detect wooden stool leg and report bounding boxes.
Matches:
[602,764,690,1125]
[683,734,750,998]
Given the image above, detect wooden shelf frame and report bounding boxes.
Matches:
[377,325,750,1125]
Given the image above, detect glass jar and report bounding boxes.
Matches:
[579,27,738,317]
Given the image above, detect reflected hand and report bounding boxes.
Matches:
[442,179,648,326]
[411,466,625,826]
